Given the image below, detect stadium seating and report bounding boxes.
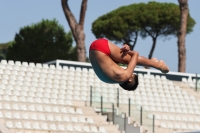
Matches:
[0,60,121,133]
[1,59,200,133]
[182,77,200,89]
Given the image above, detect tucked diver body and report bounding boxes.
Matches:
[89,39,138,83]
[89,38,169,91]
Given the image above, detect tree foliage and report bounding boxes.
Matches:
[92,5,141,50]
[92,2,195,59]
[138,2,195,59]
[6,19,76,63]
[0,41,13,60]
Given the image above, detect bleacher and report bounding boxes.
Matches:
[135,74,200,133]
[0,59,200,133]
[0,60,121,133]
[182,77,200,90]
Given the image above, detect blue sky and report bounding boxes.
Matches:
[0,0,199,74]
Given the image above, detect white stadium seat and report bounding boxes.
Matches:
[32,122,40,130]
[83,126,91,132]
[66,124,73,131]
[14,121,23,129]
[63,116,70,122]
[99,127,106,133]
[91,126,99,132]
[79,117,86,123]
[38,114,45,121]
[41,123,48,130]
[49,123,57,130]
[6,121,13,128]
[57,124,65,131]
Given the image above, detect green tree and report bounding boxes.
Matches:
[137,2,195,59]
[6,19,76,63]
[92,2,195,60]
[92,5,140,50]
[0,41,13,60]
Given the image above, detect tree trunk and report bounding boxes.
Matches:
[61,0,87,62]
[76,25,86,61]
[123,31,138,50]
[177,0,188,72]
[131,31,138,50]
[148,37,157,59]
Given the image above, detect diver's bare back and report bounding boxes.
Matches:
[89,50,123,83]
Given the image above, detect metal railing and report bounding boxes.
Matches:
[89,86,154,133]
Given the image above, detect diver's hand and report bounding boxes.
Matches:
[120,44,130,52]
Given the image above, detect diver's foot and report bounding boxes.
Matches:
[158,60,169,73]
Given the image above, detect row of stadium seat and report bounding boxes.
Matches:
[0,59,168,79]
[0,72,92,79]
[0,79,113,88]
[0,60,74,71]
[6,121,107,132]
[1,112,94,123]
[93,95,193,104]
[0,83,196,107]
[0,84,119,93]
[0,76,169,88]
[182,77,200,89]
[139,78,172,84]
[0,95,87,103]
[0,68,94,78]
[2,83,184,95]
[92,98,200,109]
[138,73,167,80]
[138,86,184,93]
[0,75,100,84]
[107,85,184,93]
[182,77,200,83]
[160,122,200,130]
[0,103,83,114]
[0,62,90,73]
[93,91,192,99]
[0,73,169,85]
[142,106,200,114]
[1,79,178,89]
[135,98,198,105]
[0,84,90,91]
[149,114,200,122]
[0,89,88,97]
[137,98,198,106]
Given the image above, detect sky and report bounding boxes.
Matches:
[0,0,200,74]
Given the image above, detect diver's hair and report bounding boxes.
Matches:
[119,74,139,91]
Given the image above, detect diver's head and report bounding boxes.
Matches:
[119,74,139,91]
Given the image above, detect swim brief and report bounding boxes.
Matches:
[89,38,111,56]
